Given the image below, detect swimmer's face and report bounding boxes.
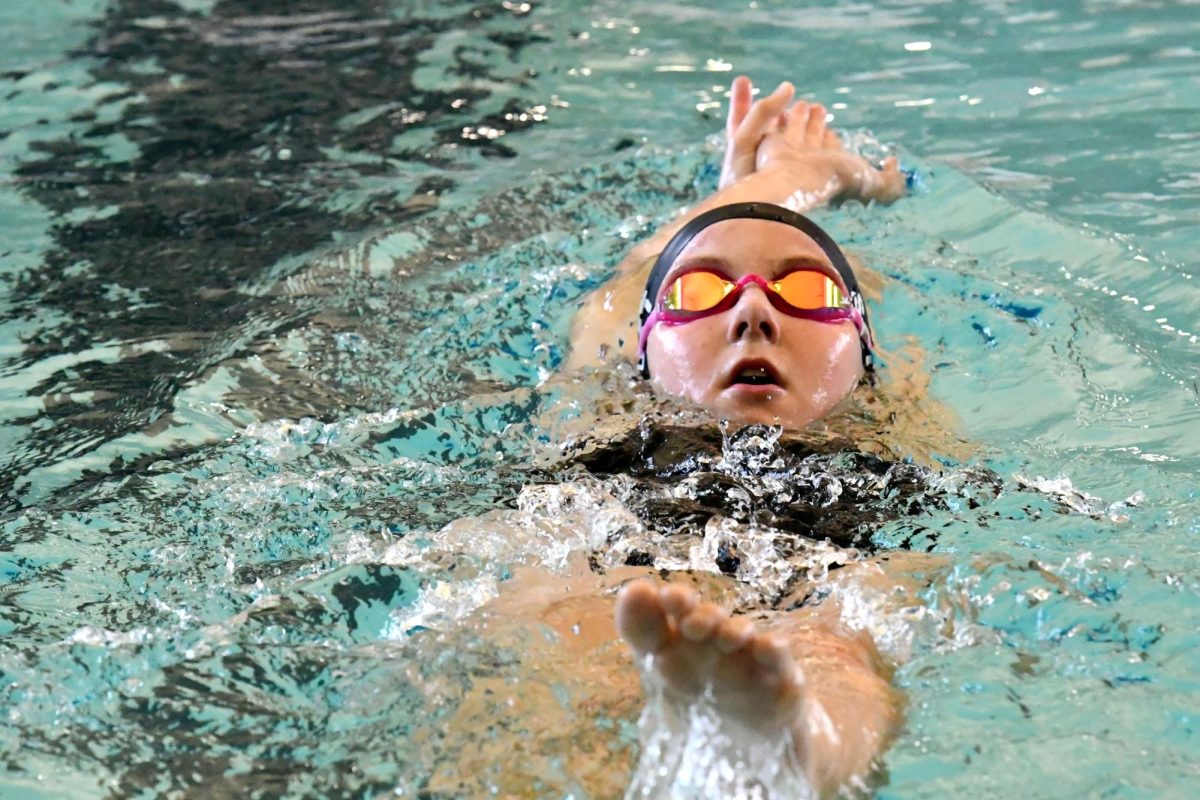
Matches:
[645,218,865,428]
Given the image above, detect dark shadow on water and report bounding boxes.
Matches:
[4,0,549,510]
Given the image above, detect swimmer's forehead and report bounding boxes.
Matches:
[667,218,839,278]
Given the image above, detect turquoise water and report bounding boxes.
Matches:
[1,0,1198,797]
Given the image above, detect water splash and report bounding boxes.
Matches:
[626,656,814,800]
[1015,473,1145,522]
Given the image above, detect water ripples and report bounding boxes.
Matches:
[1,0,1198,796]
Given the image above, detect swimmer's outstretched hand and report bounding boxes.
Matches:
[616,578,898,796]
[719,75,907,206]
[616,578,809,744]
[758,94,907,205]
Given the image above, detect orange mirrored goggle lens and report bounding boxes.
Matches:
[663,269,845,313]
[663,270,730,312]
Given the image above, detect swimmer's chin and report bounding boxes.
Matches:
[711,398,821,430]
[709,388,855,430]
[649,381,842,430]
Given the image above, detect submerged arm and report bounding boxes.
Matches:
[776,600,900,793]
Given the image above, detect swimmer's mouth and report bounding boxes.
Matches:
[727,360,784,388]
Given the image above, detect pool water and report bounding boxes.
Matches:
[1,0,1198,797]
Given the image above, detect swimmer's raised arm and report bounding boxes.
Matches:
[569,76,904,370]
[619,77,906,277]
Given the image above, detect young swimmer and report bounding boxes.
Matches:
[416,77,931,796]
[567,76,913,793]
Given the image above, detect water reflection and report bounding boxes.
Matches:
[3,0,548,510]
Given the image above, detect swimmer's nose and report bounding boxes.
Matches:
[727,283,780,344]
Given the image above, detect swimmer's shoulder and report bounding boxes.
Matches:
[566,251,659,370]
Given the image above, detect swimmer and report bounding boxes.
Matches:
[424,77,924,797]
[570,76,911,794]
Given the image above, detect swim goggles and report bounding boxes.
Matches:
[637,202,875,377]
[637,267,866,356]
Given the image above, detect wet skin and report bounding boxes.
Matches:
[644,217,864,429]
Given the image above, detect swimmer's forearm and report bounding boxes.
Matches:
[784,620,901,795]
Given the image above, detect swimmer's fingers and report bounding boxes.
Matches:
[720,76,760,187]
[874,155,907,203]
[850,154,907,205]
[725,75,753,142]
[736,81,794,145]
[804,102,828,145]
[721,79,793,188]
[660,583,700,618]
[779,101,811,148]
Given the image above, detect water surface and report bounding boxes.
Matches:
[1,0,1198,797]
